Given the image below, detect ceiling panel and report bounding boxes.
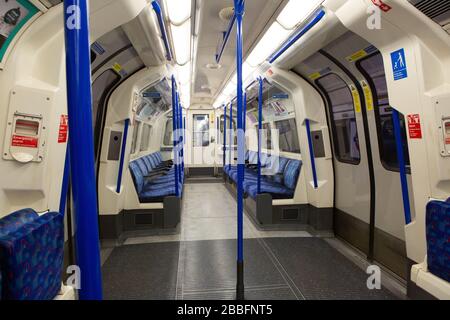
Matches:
[192,0,284,105]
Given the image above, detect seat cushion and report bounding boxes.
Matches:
[426,200,450,282]
[283,160,302,190]
[139,183,176,202]
[246,182,294,199]
[0,212,64,300]
[0,209,39,238]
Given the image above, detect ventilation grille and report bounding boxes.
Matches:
[409,0,450,34]
[281,208,299,221]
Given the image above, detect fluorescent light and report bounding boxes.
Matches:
[171,19,191,65]
[223,81,235,96]
[231,61,255,84]
[165,0,192,25]
[246,22,291,67]
[277,0,322,29]
[177,62,191,85]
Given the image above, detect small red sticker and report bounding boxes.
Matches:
[407,114,422,139]
[58,115,68,143]
[371,0,392,12]
[11,135,38,148]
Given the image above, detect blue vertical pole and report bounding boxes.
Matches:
[171,76,179,197]
[392,110,412,224]
[235,0,245,300]
[229,103,233,171]
[257,77,263,194]
[178,100,184,186]
[116,119,129,193]
[59,146,70,215]
[243,93,247,182]
[63,0,102,300]
[223,105,227,168]
[305,119,318,189]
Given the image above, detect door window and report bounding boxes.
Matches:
[193,114,210,147]
[316,73,361,164]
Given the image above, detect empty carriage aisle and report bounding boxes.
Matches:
[101,183,398,300]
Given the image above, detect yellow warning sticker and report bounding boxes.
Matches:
[112,62,123,73]
[350,84,361,113]
[308,72,321,80]
[361,80,374,111]
[346,50,368,63]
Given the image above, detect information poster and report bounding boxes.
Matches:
[0,0,38,63]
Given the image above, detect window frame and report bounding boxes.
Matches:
[139,123,152,152]
[315,72,361,165]
[274,117,301,154]
[356,53,411,174]
[131,121,141,155]
[162,117,174,148]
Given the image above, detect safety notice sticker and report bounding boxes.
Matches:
[58,114,68,143]
[12,135,38,148]
[407,114,422,139]
[391,49,408,81]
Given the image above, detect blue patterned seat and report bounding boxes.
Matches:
[0,211,64,300]
[245,159,302,200]
[129,151,178,203]
[0,208,39,238]
[426,200,450,282]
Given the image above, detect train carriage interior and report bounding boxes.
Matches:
[0,0,449,302]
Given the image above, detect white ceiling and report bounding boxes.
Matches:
[191,0,285,106]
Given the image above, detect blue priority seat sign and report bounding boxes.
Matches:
[391,49,408,81]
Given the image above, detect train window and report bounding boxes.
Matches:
[357,53,410,171]
[140,124,152,152]
[316,74,361,164]
[163,118,173,147]
[131,121,141,155]
[262,123,272,150]
[275,119,300,153]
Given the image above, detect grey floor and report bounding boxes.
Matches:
[102,183,399,300]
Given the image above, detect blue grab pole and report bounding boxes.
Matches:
[243,93,247,182]
[229,103,233,171]
[392,110,412,224]
[223,105,227,167]
[63,0,103,300]
[235,0,245,300]
[116,119,129,193]
[179,99,184,184]
[171,76,179,197]
[257,77,263,194]
[59,145,70,216]
[305,119,318,189]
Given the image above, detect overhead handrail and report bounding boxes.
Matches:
[392,109,412,224]
[215,0,245,64]
[152,0,173,61]
[268,9,326,64]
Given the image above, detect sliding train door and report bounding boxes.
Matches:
[293,31,413,279]
[187,109,217,172]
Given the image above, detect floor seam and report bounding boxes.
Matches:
[256,238,306,300]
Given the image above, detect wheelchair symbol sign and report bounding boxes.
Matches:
[391,49,408,81]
